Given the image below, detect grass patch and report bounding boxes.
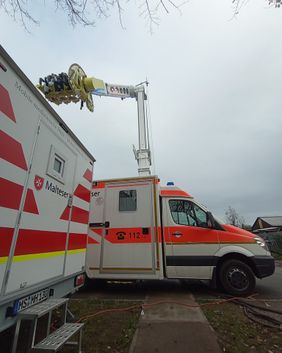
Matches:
[198,298,282,353]
[68,299,141,353]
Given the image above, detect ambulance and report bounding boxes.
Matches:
[34,60,274,298]
[86,176,275,296]
[0,45,94,332]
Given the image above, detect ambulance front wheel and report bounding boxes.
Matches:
[219,259,256,296]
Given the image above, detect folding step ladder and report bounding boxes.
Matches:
[11,298,84,353]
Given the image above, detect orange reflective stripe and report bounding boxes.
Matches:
[93,182,105,189]
[160,190,191,197]
[163,226,256,244]
[108,183,149,188]
[105,227,151,243]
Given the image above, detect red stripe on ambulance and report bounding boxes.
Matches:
[105,228,152,244]
[0,84,16,122]
[160,189,191,197]
[93,182,105,189]
[0,130,28,171]
[87,236,99,244]
[89,228,103,236]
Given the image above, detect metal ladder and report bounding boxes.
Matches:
[11,298,84,353]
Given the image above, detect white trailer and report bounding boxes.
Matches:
[0,46,95,333]
[87,176,275,296]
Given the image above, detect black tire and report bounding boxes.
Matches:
[219,259,256,296]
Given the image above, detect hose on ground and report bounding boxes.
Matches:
[75,293,282,331]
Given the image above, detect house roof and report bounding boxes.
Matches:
[256,216,282,227]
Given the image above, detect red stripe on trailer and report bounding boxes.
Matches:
[60,207,70,221]
[60,206,89,224]
[68,233,87,250]
[74,184,90,203]
[0,84,16,122]
[0,130,28,171]
[71,206,89,224]
[0,177,23,210]
[23,189,39,214]
[0,227,14,257]
[0,178,39,214]
[83,169,92,183]
[14,229,67,255]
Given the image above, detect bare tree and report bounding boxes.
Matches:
[232,0,281,15]
[0,0,186,32]
[225,206,245,228]
[2,1,280,33]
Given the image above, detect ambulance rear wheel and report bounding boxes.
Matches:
[219,259,255,296]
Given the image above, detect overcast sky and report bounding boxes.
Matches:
[1,0,282,225]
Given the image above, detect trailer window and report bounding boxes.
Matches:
[53,155,64,175]
[47,145,67,184]
[119,190,137,211]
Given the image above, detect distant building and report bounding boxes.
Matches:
[252,216,282,232]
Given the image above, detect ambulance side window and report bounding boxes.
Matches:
[169,200,197,226]
[193,204,208,228]
[119,190,137,211]
[169,200,208,228]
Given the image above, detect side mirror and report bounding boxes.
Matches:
[207,211,216,229]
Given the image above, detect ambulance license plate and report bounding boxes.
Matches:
[13,288,49,314]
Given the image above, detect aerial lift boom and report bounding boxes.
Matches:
[37,64,151,176]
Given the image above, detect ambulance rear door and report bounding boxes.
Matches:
[98,178,157,277]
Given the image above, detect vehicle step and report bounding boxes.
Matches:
[32,323,84,352]
[18,298,69,319]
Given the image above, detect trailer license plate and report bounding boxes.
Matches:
[13,288,49,314]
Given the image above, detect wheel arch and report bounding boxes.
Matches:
[215,252,258,278]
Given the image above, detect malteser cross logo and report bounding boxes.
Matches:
[34,175,44,191]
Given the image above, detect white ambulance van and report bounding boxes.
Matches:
[0,46,95,332]
[86,176,275,296]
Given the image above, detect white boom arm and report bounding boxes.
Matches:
[37,65,152,176]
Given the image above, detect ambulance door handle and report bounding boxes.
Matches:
[172,232,183,238]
